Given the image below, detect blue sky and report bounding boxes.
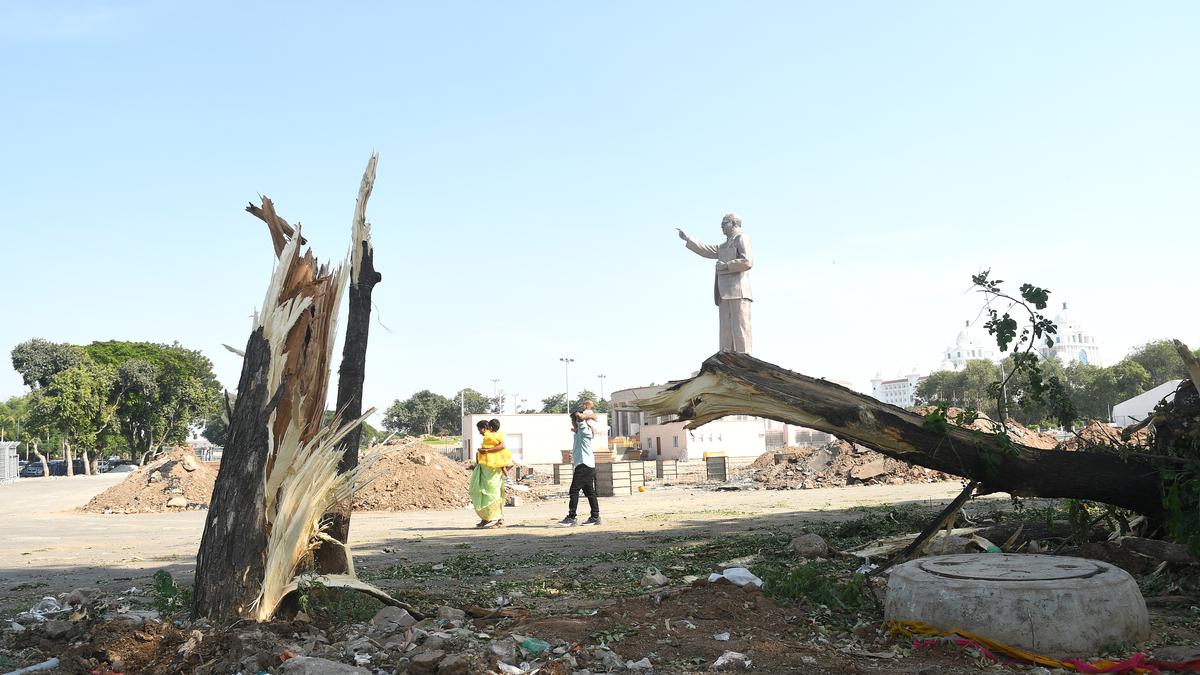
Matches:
[2,1,1198,419]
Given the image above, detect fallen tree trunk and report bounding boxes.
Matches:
[639,352,1170,518]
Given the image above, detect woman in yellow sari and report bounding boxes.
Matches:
[470,418,510,528]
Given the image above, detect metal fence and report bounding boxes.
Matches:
[0,442,20,485]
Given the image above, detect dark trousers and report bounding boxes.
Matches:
[567,464,600,519]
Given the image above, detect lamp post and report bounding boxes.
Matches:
[597,374,607,401]
[559,357,574,413]
[490,379,500,413]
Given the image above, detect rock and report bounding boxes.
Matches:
[711,650,752,671]
[626,657,653,670]
[437,605,467,623]
[342,636,375,659]
[369,606,416,633]
[788,533,829,558]
[108,609,160,627]
[281,656,372,674]
[506,494,523,507]
[439,653,471,675]
[181,454,198,471]
[593,647,625,671]
[44,619,74,639]
[423,636,447,652]
[410,649,446,674]
[488,638,519,664]
[917,667,943,675]
[923,535,972,556]
[850,459,889,481]
[167,496,188,508]
[64,587,102,606]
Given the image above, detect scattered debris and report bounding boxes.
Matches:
[712,650,752,671]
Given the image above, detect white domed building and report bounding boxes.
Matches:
[939,321,1002,371]
[1039,303,1103,367]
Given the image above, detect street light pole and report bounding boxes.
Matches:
[559,357,574,413]
[490,379,500,413]
[597,374,607,401]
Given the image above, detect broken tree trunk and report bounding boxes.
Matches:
[315,154,382,575]
[194,163,396,623]
[639,352,1171,518]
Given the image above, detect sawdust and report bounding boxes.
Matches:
[80,447,216,514]
[352,441,473,512]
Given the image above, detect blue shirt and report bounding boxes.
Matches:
[571,416,595,467]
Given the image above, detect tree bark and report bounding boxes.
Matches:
[65,441,73,477]
[639,352,1171,518]
[314,157,381,574]
[193,329,275,622]
[315,155,380,574]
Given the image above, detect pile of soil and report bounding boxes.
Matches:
[742,441,950,489]
[352,441,473,511]
[81,447,216,514]
[1059,419,1154,451]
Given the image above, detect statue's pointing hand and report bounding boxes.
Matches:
[676,228,689,241]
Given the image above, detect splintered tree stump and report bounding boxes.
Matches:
[639,352,1174,518]
[193,329,274,621]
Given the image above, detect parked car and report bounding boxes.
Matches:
[20,462,46,478]
[47,459,89,476]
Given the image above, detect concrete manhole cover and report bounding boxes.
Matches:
[885,553,1149,656]
[918,553,1105,581]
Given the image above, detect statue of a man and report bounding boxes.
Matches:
[677,213,754,354]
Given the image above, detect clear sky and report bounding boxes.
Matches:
[2,1,1198,421]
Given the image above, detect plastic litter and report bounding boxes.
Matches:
[710,567,762,588]
[13,597,64,623]
[521,638,551,655]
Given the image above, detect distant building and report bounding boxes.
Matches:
[939,321,1002,371]
[1112,380,1181,426]
[1038,303,1103,367]
[870,371,925,408]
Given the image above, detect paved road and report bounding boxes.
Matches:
[0,473,983,614]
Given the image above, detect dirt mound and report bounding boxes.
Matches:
[81,447,216,514]
[742,441,950,489]
[1059,419,1153,452]
[910,406,1060,449]
[352,441,473,511]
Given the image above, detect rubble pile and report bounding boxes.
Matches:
[352,441,473,512]
[744,441,950,489]
[1059,419,1154,452]
[910,406,1061,450]
[81,447,216,514]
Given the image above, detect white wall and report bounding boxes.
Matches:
[640,417,766,461]
[462,413,609,465]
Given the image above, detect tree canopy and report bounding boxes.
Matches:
[10,339,222,459]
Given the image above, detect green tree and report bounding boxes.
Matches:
[29,363,118,474]
[540,393,567,414]
[0,395,31,445]
[913,361,1002,417]
[572,389,600,413]
[202,408,229,446]
[11,339,85,389]
[85,341,222,461]
[383,390,453,436]
[1065,360,1150,421]
[1124,340,1200,386]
